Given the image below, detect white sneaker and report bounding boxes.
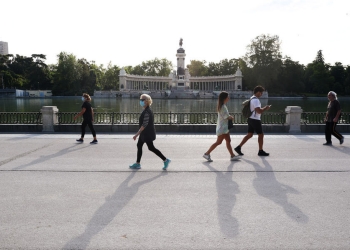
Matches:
[203,154,213,162]
[230,155,241,161]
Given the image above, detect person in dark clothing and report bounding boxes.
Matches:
[74,93,98,144]
[130,94,170,170]
[323,91,344,146]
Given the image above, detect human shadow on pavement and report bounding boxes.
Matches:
[321,143,349,156]
[12,144,89,170]
[204,162,240,238]
[243,158,309,223]
[62,171,167,250]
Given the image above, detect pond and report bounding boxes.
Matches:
[1,97,349,113]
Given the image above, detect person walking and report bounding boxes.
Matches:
[203,91,241,162]
[129,94,171,170]
[74,93,98,144]
[323,91,344,146]
[234,85,270,156]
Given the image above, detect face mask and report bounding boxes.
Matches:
[140,100,145,107]
[82,97,85,101]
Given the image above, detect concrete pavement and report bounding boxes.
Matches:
[0,133,349,249]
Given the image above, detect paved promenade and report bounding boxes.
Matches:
[0,133,349,250]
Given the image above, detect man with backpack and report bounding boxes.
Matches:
[234,85,271,156]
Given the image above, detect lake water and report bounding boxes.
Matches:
[1,97,349,113]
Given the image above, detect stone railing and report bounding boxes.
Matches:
[57,111,286,125]
[1,106,349,133]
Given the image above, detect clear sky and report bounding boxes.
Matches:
[1,0,349,68]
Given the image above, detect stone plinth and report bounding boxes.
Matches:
[285,106,303,133]
[41,106,59,132]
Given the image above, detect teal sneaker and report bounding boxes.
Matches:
[129,163,141,169]
[163,159,171,170]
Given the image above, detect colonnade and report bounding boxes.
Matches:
[126,80,171,91]
[190,81,237,91]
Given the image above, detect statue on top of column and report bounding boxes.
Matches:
[179,38,183,47]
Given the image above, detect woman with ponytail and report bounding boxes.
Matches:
[203,91,240,162]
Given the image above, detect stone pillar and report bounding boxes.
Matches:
[41,106,59,132]
[285,106,302,133]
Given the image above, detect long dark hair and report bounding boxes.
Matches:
[217,91,229,112]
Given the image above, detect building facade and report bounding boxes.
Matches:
[0,41,9,55]
[94,39,263,99]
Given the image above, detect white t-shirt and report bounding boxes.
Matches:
[249,95,261,120]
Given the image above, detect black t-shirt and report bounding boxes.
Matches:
[327,100,341,122]
[82,101,93,121]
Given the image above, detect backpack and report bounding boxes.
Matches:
[242,96,256,119]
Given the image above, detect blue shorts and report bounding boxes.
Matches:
[247,118,263,134]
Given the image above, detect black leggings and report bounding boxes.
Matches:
[325,121,342,143]
[137,139,166,163]
[81,120,96,138]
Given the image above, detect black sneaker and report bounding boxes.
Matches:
[234,146,244,156]
[323,142,332,146]
[340,137,344,145]
[258,150,269,156]
[76,138,84,142]
[90,140,98,144]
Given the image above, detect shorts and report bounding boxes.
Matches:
[247,118,263,134]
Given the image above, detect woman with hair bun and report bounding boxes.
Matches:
[74,93,98,144]
[129,94,171,170]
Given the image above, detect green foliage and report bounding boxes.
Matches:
[314,50,325,64]
[277,57,305,93]
[244,34,283,90]
[52,52,81,95]
[187,60,207,76]
[128,58,172,77]
[100,62,120,90]
[0,54,52,89]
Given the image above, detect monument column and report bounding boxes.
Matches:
[176,38,186,89]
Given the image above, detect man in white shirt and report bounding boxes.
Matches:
[234,85,271,156]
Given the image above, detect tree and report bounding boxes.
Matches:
[129,58,173,76]
[206,58,238,76]
[78,58,98,94]
[30,54,52,90]
[239,59,255,91]
[330,62,346,94]
[305,50,334,94]
[187,60,207,76]
[314,50,325,64]
[52,52,82,95]
[244,34,282,90]
[343,66,350,95]
[277,57,305,94]
[100,62,120,90]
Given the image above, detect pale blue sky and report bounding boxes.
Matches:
[1,0,349,67]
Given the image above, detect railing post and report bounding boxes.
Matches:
[285,106,302,133]
[40,106,59,132]
[170,111,172,125]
